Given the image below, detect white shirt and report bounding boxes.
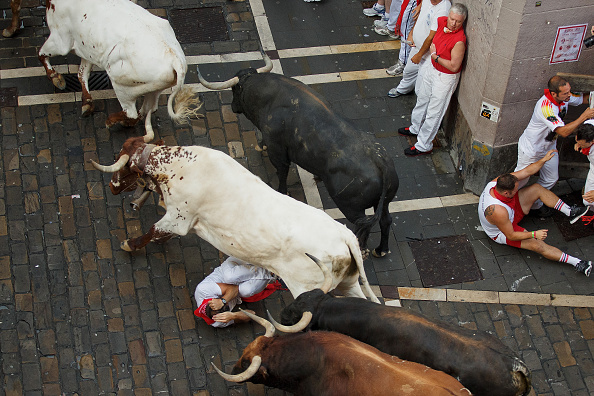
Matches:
[518,93,583,157]
[412,0,451,47]
[194,257,275,328]
[478,181,514,239]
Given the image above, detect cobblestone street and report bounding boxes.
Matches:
[0,0,593,395]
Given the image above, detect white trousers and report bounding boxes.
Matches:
[395,49,430,95]
[410,66,460,152]
[515,148,559,209]
[387,0,403,30]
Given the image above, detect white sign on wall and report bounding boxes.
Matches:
[549,24,588,65]
[480,102,500,122]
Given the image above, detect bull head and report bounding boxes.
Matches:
[89,137,163,200]
[197,53,273,91]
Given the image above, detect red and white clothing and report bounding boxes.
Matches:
[410,16,465,153]
[394,0,451,95]
[194,257,277,328]
[515,90,584,208]
[579,119,594,208]
[478,181,526,248]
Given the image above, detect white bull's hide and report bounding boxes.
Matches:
[39,0,195,132]
[142,145,377,301]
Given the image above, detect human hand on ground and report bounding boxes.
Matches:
[535,229,548,240]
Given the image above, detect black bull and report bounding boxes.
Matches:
[280,290,532,396]
[200,66,399,257]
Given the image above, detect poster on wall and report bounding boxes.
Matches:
[549,24,588,64]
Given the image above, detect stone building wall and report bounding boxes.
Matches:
[446,0,594,193]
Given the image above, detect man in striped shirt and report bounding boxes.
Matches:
[515,76,594,217]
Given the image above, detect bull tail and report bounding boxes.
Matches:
[167,58,202,125]
[346,233,380,303]
[512,358,532,396]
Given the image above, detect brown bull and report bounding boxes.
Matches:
[213,312,471,396]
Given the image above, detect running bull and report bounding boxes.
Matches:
[212,311,471,396]
[38,0,200,136]
[90,135,378,301]
[198,56,399,257]
[273,257,531,396]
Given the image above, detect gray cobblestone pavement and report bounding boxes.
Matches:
[0,0,593,395]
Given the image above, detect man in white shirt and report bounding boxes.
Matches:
[515,76,594,217]
[387,0,451,98]
[194,256,279,328]
[478,150,591,277]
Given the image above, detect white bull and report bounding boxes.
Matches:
[38,0,199,136]
[91,136,379,302]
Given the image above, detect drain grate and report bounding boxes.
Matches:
[58,71,113,93]
[0,87,18,107]
[409,235,483,288]
[168,7,229,44]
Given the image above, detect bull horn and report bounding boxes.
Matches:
[256,53,273,73]
[197,67,239,91]
[239,309,275,337]
[90,154,130,173]
[144,109,154,143]
[266,310,312,333]
[211,355,262,383]
[305,253,333,293]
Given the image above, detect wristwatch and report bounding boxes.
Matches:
[435,55,440,63]
[220,298,227,305]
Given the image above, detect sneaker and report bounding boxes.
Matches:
[575,260,592,277]
[363,3,385,17]
[388,88,404,98]
[569,205,589,224]
[529,206,554,218]
[386,61,405,76]
[404,146,431,156]
[374,26,398,40]
[374,18,388,28]
[398,126,415,136]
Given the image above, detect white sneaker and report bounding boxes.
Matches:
[363,3,385,17]
[374,26,398,40]
[374,18,388,28]
[386,61,405,76]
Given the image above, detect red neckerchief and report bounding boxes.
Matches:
[582,146,591,155]
[491,187,514,205]
[394,0,411,37]
[194,298,215,325]
[544,89,566,107]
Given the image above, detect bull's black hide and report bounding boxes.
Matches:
[231,69,399,257]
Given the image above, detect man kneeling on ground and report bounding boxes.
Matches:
[478,150,592,277]
[194,256,281,327]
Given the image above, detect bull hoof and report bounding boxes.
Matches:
[121,240,133,252]
[2,27,17,38]
[51,73,66,90]
[372,249,390,258]
[81,101,94,117]
[361,249,370,260]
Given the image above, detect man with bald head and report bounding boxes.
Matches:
[515,76,594,217]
